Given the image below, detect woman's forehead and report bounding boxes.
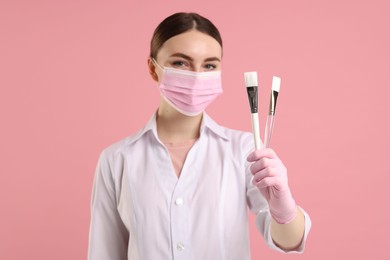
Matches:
[157,30,222,61]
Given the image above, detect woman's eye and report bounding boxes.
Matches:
[204,64,217,70]
[171,61,188,68]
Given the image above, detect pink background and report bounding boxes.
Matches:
[1,0,389,259]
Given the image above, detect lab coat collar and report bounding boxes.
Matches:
[200,113,229,141]
[127,111,229,146]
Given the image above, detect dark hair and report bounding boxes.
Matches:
[150,12,223,59]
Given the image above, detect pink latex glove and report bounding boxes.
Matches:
[247,148,297,224]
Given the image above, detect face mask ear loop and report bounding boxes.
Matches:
[152,58,164,72]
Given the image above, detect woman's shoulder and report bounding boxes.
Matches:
[219,125,254,149]
[100,114,158,158]
[220,125,251,137]
[203,114,253,144]
[99,127,148,159]
[203,115,255,157]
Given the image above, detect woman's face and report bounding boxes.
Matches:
[149,30,222,81]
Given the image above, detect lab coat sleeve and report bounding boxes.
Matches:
[88,150,129,260]
[243,133,311,254]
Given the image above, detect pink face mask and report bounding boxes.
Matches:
[153,59,223,116]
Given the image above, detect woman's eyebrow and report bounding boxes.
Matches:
[170,53,221,63]
[204,57,221,62]
[170,53,193,61]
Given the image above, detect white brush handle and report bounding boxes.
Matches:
[251,113,262,150]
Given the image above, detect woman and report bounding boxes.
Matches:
[88,12,311,260]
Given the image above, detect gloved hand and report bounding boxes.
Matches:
[247,148,297,224]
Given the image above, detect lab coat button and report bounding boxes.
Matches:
[175,198,183,206]
[177,242,185,251]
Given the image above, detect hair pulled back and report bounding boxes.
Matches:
[150,12,222,59]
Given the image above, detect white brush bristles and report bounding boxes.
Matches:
[244,72,258,87]
[272,76,281,92]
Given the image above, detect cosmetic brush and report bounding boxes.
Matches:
[244,72,262,150]
[264,76,281,148]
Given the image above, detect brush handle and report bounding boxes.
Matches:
[264,115,275,148]
[251,113,262,150]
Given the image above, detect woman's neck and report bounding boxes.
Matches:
[156,103,202,143]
